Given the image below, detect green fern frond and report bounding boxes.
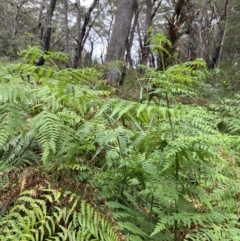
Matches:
[0,104,27,150]
[1,131,38,166]
[126,234,143,241]
[212,95,240,134]
[30,110,77,164]
[95,98,175,126]
[118,222,148,237]
[53,67,100,86]
[0,187,122,241]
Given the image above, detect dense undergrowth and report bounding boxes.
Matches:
[0,47,240,241]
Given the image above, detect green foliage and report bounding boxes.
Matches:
[0,187,120,241]
[93,58,240,240]
[205,65,240,98]
[0,46,108,165]
[0,47,239,241]
[145,58,206,99]
[149,32,172,56]
[213,94,240,135]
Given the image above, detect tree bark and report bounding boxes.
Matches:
[43,0,57,51]
[158,0,189,70]
[141,0,162,67]
[64,0,69,55]
[73,0,99,69]
[125,0,140,67]
[186,0,200,61]
[35,0,46,42]
[12,0,28,58]
[209,0,231,68]
[105,0,135,86]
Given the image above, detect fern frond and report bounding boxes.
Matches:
[118,222,148,237]
[0,187,122,241]
[0,103,28,150]
[30,110,77,164]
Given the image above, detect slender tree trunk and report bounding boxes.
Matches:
[35,0,46,42]
[144,0,162,65]
[73,0,99,69]
[84,40,94,66]
[209,0,231,68]
[12,0,28,58]
[105,0,135,86]
[158,0,189,69]
[197,0,206,59]
[141,0,153,66]
[134,0,161,69]
[137,21,143,60]
[43,0,57,51]
[73,0,81,68]
[64,0,69,55]
[126,0,140,67]
[186,0,199,61]
[106,7,115,45]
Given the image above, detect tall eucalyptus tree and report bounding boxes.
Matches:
[43,0,57,51]
[105,0,136,86]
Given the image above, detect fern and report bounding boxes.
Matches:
[90,56,240,241]
[0,101,29,150]
[0,187,121,241]
[30,110,78,164]
[212,94,240,135]
[1,47,240,241]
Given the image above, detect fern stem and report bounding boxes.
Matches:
[174,218,178,241]
[165,91,175,139]
[119,170,127,197]
[165,90,179,241]
[174,153,179,241]
[149,193,154,223]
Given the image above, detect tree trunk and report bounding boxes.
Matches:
[105,0,135,86]
[43,0,57,51]
[141,0,153,66]
[158,0,189,70]
[13,0,28,38]
[73,0,99,69]
[35,0,46,42]
[208,0,231,68]
[141,0,162,67]
[12,0,28,58]
[186,0,200,61]
[125,0,140,67]
[64,0,69,55]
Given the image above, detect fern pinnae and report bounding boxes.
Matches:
[95,99,114,118]
[117,101,136,119]
[30,110,76,164]
[118,221,148,238]
[0,104,27,150]
[109,100,126,119]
